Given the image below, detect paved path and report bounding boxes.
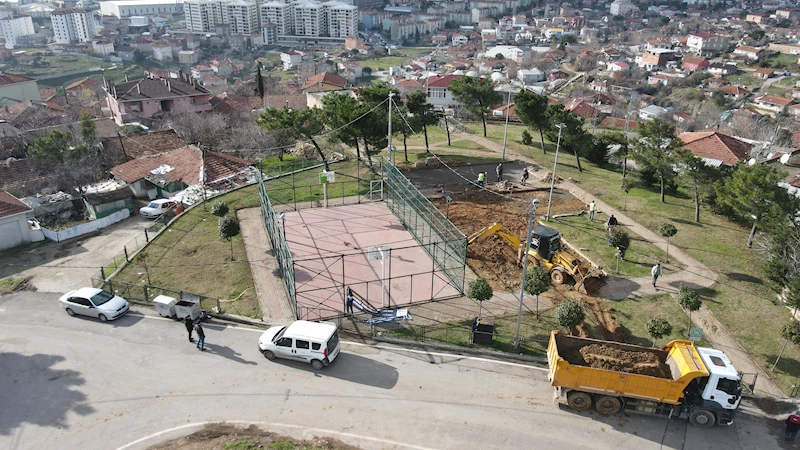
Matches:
[452,131,786,398]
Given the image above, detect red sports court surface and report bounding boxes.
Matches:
[284,202,459,319]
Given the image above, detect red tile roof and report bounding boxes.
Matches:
[754,67,774,76]
[756,94,792,106]
[426,74,461,88]
[65,77,103,91]
[109,145,252,186]
[678,131,753,165]
[301,72,346,91]
[565,100,598,119]
[0,72,35,87]
[691,32,717,38]
[598,116,639,130]
[0,190,30,218]
[101,129,187,160]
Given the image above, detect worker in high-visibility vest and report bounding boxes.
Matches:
[477,172,486,187]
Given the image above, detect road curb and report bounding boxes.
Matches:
[373,335,548,365]
[128,299,269,328]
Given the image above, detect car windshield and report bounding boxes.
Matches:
[273,326,287,341]
[147,202,160,209]
[90,290,114,306]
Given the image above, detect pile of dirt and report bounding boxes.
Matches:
[541,172,563,184]
[562,288,625,342]
[574,344,671,379]
[149,423,361,450]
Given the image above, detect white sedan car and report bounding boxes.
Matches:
[59,287,130,322]
[139,199,175,218]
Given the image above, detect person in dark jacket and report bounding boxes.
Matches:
[194,321,206,351]
[184,316,194,342]
[786,414,800,441]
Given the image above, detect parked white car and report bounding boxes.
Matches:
[258,320,341,370]
[139,199,175,218]
[59,287,129,322]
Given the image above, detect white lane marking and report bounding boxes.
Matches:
[345,341,548,371]
[114,420,436,450]
[138,315,546,371]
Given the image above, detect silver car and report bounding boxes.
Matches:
[59,287,130,322]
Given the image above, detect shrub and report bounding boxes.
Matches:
[211,201,229,217]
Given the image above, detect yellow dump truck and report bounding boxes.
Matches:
[547,331,742,427]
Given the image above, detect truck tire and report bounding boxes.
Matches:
[595,396,622,415]
[688,409,716,428]
[567,391,592,411]
[551,269,565,285]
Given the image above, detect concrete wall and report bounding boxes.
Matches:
[41,209,130,243]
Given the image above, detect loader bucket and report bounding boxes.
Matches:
[575,267,606,294]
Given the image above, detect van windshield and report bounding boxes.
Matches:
[327,330,339,354]
[273,326,287,341]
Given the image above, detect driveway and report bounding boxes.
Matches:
[0,215,153,294]
[0,292,788,450]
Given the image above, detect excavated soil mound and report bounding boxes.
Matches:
[573,344,671,379]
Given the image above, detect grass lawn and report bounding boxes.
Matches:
[36,64,145,89]
[404,124,451,147]
[765,53,799,70]
[725,71,762,89]
[352,50,431,71]
[0,276,30,295]
[547,216,680,278]
[469,121,796,393]
[609,293,710,347]
[263,158,376,205]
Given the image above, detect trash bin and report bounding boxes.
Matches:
[472,317,495,345]
[153,295,177,318]
[175,298,200,321]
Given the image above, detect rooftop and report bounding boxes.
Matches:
[107,77,210,101]
[0,190,31,218]
[0,72,35,87]
[678,131,753,166]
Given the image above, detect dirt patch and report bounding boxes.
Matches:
[565,344,670,378]
[0,276,36,294]
[149,423,361,450]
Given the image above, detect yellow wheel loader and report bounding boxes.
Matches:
[467,222,604,292]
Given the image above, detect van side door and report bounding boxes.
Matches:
[274,337,294,359]
[294,339,312,362]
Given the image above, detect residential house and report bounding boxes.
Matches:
[548,70,568,81]
[639,104,668,120]
[300,72,347,93]
[82,188,134,220]
[590,79,609,93]
[681,56,709,72]
[687,32,729,56]
[648,74,671,86]
[0,72,40,106]
[0,190,32,250]
[637,49,678,71]
[518,68,545,84]
[678,131,753,167]
[719,85,750,100]
[451,34,468,46]
[152,44,173,62]
[565,100,600,120]
[65,78,104,102]
[745,13,766,24]
[752,95,792,113]
[755,68,774,79]
[109,145,256,199]
[105,76,213,125]
[608,61,629,72]
[280,50,303,70]
[100,129,187,162]
[394,79,423,95]
[732,45,763,60]
[425,74,461,108]
[92,39,115,56]
[708,62,737,77]
[491,103,516,120]
[202,75,228,95]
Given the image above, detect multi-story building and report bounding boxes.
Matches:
[183,0,222,34]
[610,0,637,15]
[105,76,212,125]
[51,8,96,44]
[324,1,358,38]
[0,16,35,49]
[262,23,278,45]
[293,1,325,37]
[0,72,40,105]
[99,0,184,19]
[260,1,292,36]
[687,32,729,56]
[223,0,259,35]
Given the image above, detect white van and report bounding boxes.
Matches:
[258,320,341,370]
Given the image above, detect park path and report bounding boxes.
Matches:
[451,131,785,398]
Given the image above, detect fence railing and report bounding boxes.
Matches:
[92,278,234,315]
[258,170,297,318]
[91,217,169,287]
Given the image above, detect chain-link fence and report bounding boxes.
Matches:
[91,218,169,287]
[92,278,223,314]
[384,157,467,293]
[258,170,297,318]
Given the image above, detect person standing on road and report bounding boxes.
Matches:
[184,315,194,342]
[651,263,662,289]
[194,321,206,351]
[496,163,504,182]
[786,413,800,441]
[588,201,596,221]
[520,169,529,186]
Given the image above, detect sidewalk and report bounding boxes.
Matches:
[454,131,786,398]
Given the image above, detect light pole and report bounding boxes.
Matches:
[387,91,395,165]
[546,123,566,221]
[514,197,540,349]
[501,90,512,161]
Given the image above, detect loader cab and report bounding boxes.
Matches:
[697,347,742,411]
[531,225,562,260]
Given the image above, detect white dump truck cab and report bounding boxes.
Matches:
[695,347,742,425]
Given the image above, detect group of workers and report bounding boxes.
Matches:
[475,163,529,188]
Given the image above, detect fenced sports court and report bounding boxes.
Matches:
[258,157,467,321]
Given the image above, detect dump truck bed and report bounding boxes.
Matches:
[547,331,709,405]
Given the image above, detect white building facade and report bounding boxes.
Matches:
[99,0,184,19]
[183,0,223,33]
[223,0,259,35]
[324,2,358,38]
[0,16,35,49]
[51,8,96,44]
[293,1,325,37]
[260,1,293,36]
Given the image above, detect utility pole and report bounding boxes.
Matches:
[546,123,565,221]
[387,91,394,165]
[501,89,512,161]
[514,197,539,349]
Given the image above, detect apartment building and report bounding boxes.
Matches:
[100,0,184,19]
[324,1,358,38]
[260,1,292,36]
[223,0,259,35]
[184,0,222,34]
[293,1,325,37]
[51,8,96,44]
[0,16,34,49]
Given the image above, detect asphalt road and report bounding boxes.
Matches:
[0,292,788,450]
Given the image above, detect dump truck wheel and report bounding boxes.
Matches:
[551,270,565,285]
[688,410,716,428]
[595,396,621,415]
[567,391,592,411]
